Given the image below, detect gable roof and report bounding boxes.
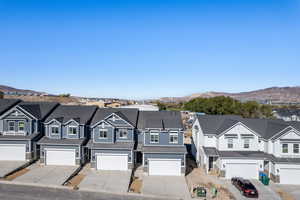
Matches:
[17,101,59,120]
[91,108,139,127]
[0,99,21,115]
[137,111,183,129]
[196,114,290,140]
[45,105,97,125]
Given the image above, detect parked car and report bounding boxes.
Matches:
[231,177,258,198]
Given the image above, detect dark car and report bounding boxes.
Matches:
[231,177,258,198]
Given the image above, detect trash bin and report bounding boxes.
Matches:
[196,187,206,197]
[262,176,270,186]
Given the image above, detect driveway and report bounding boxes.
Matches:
[222,179,280,200]
[79,170,132,194]
[270,183,300,200]
[142,176,190,200]
[13,163,79,186]
[0,161,28,178]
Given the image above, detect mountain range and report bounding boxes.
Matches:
[159,87,300,104]
[0,85,47,96]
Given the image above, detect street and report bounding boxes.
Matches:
[0,183,173,200]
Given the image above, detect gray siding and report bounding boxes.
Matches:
[92,123,115,143]
[144,130,184,146]
[106,115,132,128]
[115,128,134,142]
[45,120,86,140]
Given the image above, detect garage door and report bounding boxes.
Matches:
[0,144,26,161]
[226,163,259,179]
[97,154,128,171]
[46,149,76,166]
[280,168,300,184]
[149,159,181,176]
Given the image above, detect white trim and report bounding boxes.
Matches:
[119,128,128,139]
[49,125,60,135]
[169,132,179,144]
[44,118,61,125]
[63,119,80,126]
[270,126,300,140]
[99,129,108,139]
[45,148,78,158]
[91,120,113,128]
[150,132,159,144]
[105,113,134,128]
[68,125,78,136]
[217,122,261,138]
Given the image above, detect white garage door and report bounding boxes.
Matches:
[149,159,181,176]
[97,154,128,171]
[46,149,76,166]
[280,168,300,184]
[226,163,259,179]
[0,144,26,161]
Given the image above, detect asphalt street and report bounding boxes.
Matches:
[0,183,174,200]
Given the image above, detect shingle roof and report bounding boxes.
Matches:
[0,99,21,115]
[86,140,134,149]
[45,105,97,125]
[18,101,59,120]
[137,111,183,129]
[90,108,139,127]
[142,146,187,153]
[196,115,293,140]
[274,108,300,117]
[38,136,86,145]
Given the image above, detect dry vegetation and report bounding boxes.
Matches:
[65,174,86,189]
[4,95,81,105]
[276,189,295,200]
[4,168,30,181]
[129,177,143,193]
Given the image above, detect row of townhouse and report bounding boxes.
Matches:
[191,114,300,184]
[0,99,186,176]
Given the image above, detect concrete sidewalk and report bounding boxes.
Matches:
[13,163,79,186]
[0,161,28,178]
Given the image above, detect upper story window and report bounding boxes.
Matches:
[282,144,288,153]
[51,126,59,135]
[169,132,178,144]
[227,138,233,149]
[294,144,299,154]
[119,129,128,139]
[244,139,250,149]
[150,132,159,143]
[99,129,108,138]
[8,121,15,131]
[68,126,77,135]
[18,121,25,132]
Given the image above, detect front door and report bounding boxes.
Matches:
[209,157,213,170]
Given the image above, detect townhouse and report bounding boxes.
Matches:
[192,114,300,184]
[0,99,59,161]
[87,108,139,171]
[0,99,186,177]
[38,105,97,166]
[136,111,187,176]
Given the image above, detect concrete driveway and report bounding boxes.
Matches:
[13,163,79,186]
[0,161,28,178]
[270,183,300,200]
[142,176,190,200]
[79,170,132,194]
[222,179,280,200]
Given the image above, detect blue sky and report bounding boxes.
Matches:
[0,0,299,99]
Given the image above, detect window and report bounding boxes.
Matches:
[169,133,178,144]
[282,144,288,153]
[119,129,128,139]
[244,139,250,149]
[150,133,159,143]
[227,138,233,149]
[68,126,77,135]
[294,144,299,154]
[99,129,108,138]
[18,121,25,132]
[8,121,15,131]
[51,126,59,135]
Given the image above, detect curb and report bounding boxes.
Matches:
[0,180,73,190]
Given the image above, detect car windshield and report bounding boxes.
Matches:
[244,183,255,189]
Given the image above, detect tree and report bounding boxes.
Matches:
[157,101,167,111]
[0,91,3,99]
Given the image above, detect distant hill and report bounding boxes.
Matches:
[0,85,47,96]
[159,87,300,104]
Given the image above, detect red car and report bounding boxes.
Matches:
[231,177,259,198]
